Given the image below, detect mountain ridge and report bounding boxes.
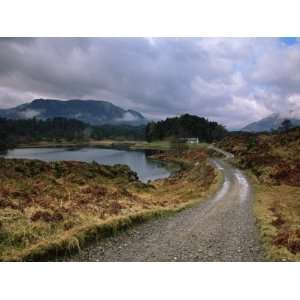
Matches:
[241,112,300,132]
[0,99,147,126]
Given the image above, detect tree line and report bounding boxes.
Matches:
[145,114,227,142]
[0,117,145,150]
[0,114,228,151]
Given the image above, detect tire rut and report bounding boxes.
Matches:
[68,158,264,262]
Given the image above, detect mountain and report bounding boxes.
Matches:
[0,99,147,126]
[241,112,300,132]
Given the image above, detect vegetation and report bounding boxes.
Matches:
[145,114,227,143]
[218,127,300,186]
[128,140,171,151]
[0,114,227,151]
[279,119,293,132]
[254,184,300,261]
[91,124,145,141]
[217,127,300,261]
[0,117,146,150]
[0,118,89,150]
[170,138,189,156]
[0,147,220,261]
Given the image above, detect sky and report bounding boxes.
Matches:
[0,37,300,129]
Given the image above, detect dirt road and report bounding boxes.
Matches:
[69,158,264,261]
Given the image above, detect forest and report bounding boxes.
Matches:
[0,114,228,151]
[0,117,145,150]
[145,114,227,142]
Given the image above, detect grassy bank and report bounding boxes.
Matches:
[218,128,300,261]
[17,140,171,151]
[0,147,220,261]
[253,183,300,261]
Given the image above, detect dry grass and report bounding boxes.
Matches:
[218,128,300,186]
[0,147,220,261]
[254,184,300,261]
[218,129,300,261]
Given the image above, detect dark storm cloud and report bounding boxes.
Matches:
[0,37,300,128]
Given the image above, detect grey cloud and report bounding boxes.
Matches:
[0,37,299,129]
[18,109,41,119]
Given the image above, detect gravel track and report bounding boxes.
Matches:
[69,158,264,262]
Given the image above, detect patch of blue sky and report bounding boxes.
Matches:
[280,37,298,45]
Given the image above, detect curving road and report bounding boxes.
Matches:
[208,144,235,159]
[69,156,264,262]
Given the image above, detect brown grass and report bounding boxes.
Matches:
[217,128,300,186]
[218,129,300,261]
[0,147,220,261]
[253,183,300,261]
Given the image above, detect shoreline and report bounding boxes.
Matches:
[0,146,221,261]
[14,140,171,151]
[2,141,177,183]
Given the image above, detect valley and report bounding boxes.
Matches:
[1,100,299,261]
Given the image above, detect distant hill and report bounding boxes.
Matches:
[0,99,147,126]
[242,112,300,132]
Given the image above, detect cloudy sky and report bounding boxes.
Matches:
[0,37,300,129]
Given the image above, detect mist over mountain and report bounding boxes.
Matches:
[241,111,300,132]
[0,99,147,126]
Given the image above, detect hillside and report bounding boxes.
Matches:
[217,128,300,260]
[146,114,227,142]
[218,128,300,186]
[0,99,147,126]
[242,112,300,132]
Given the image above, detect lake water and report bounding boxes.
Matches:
[1,147,171,182]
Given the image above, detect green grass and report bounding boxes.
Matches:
[129,141,171,150]
[18,140,172,151]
